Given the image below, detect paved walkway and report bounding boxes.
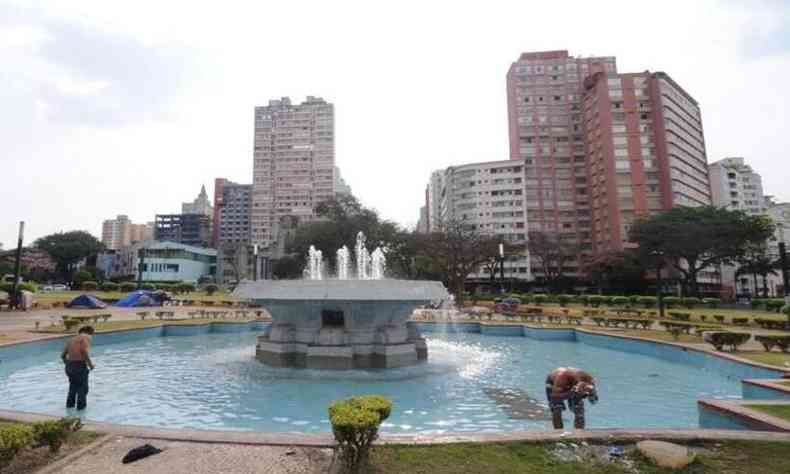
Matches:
[43,436,333,474]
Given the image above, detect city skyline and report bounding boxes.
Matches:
[2,0,790,247]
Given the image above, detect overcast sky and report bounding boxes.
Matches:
[1,0,789,248]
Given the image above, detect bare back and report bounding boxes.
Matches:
[65,335,91,362]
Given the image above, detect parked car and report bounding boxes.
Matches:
[52,284,68,291]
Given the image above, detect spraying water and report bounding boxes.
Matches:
[307,246,323,280]
[336,246,350,280]
[304,232,386,280]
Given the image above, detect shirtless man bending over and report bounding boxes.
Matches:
[61,326,95,410]
[545,367,598,429]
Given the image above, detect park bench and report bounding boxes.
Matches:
[754,318,787,330]
[667,312,691,321]
[155,311,177,320]
[612,308,644,318]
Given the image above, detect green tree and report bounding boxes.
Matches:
[34,231,103,280]
[416,218,502,304]
[581,249,648,294]
[286,195,414,278]
[629,206,775,297]
[273,256,303,279]
[736,242,777,297]
[527,231,577,292]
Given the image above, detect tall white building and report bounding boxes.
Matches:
[424,159,531,281]
[251,97,335,253]
[708,157,766,215]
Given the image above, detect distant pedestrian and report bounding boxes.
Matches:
[61,326,96,410]
[545,367,598,429]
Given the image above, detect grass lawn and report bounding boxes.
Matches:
[744,404,790,422]
[732,351,790,368]
[780,381,790,387]
[368,440,790,474]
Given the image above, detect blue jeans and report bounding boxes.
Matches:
[65,361,89,410]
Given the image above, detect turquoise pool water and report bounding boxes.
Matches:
[0,331,745,433]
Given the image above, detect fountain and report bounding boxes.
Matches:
[233,232,448,369]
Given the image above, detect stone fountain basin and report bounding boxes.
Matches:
[232,280,448,369]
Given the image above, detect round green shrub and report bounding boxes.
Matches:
[557,295,573,307]
[0,282,38,293]
[681,297,701,309]
[120,282,137,292]
[782,305,790,316]
[638,296,657,308]
[520,294,533,304]
[81,281,98,291]
[179,283,197,294]
[329,395,392,472]
[587,295,605,308]
[140,283,155,291]
[751,298,766,309]
[532,294,548,305]
[628,295,640,306]
[204,283,219,296]
[0,424,34,467]
[766,299,786,313]
[611,296,629,306]
[601,296,614,305]
[575,294,589,306]
[100,282,119,292]
[32,420,69,453]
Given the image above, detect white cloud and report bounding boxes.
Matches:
[1,0,789,247]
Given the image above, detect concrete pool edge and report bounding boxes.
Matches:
[2,409,790,447]
[698,399,790,432]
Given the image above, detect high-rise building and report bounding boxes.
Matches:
[334,166,352,197]
[251,96,335,253]
[709,157,766,215]
[182,185,214,217]
[582,70,711,253]
[101,215,153,250]
[507,50,617,275]
[507,51,712,274]
[425,159,531,281]
[426,170,444,232]
[213,178,255,284]
[154,214,212,248]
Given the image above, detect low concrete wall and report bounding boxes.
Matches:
[743,379,790,400]
[698,399,790,432]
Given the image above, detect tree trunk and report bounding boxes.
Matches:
[753,273,759,298]
[762,275,769,298]
[688,268,700,297]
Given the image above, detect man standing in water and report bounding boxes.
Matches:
[61,326,95,410]
[545,367,598,429]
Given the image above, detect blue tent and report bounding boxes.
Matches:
[67,294,108,309]
[115,290,161,308]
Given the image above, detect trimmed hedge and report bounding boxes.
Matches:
[588,295,605,308]
[611,296,630,306]
[662,296,681,308]
[81,281,98,291]
[702,298,721,309]
[204,283,219,296]
[702,331,751,352]
[120,282,137,292]
[329,395,392,472]
[100,282,119,292]
[140,283,155,291]
[532,294,548,305]
[681,297,701,309]
[754,335,790,353]
[638,296,657,308]
[557,295,572,307]
[0,282,38,293]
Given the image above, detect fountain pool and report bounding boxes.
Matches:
[0,327,762,433]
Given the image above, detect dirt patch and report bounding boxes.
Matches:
[2,433,102,474]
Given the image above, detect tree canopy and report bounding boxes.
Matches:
[34,231,104,279]
[284,195,415,278]
[628,206,775,296]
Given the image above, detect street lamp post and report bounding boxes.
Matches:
[498,243,505,294]
[778,224,789,303]
[651,250,666,319]
[136,247,146,289]
[10,221,24,310]
[253,245,259,282]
